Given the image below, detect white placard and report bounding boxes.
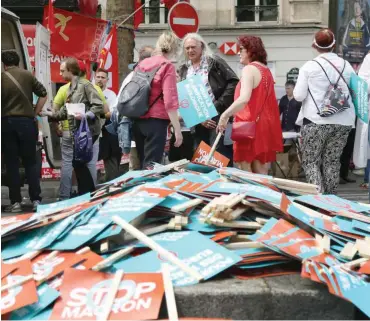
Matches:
[66,103,85,117]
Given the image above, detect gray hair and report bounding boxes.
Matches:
[139,45,155,61]
[182,33,214,61]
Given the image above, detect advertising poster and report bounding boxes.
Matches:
[337,0,370,63]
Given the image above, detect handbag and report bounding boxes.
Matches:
[74,117,93,163]
[231,79,271,141]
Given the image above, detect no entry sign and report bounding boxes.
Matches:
[168,2,199,39]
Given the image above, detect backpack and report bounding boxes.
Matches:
[74,117,93,163]
[116,63,165,118]
[308,57,352,117]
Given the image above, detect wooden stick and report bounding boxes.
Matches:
[44,251,59,261]
[338,211,370,224]
[205,132,222,165]
[162,263,178,321]
[340,243,358,260]
[92,247,134,271]
[1,274,34,292]
[272,178,318,190]
[171,198,203,212]
[356,240,370,259]
[209,220,261,229]
[77,247,91,255]
[225,194,246,208]
[99,270,124,321]
[343,258,369,269]
[224,242,264,249]
[112,216,203,281]
[294,203,332,221]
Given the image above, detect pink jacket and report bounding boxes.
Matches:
[136,55,179,120]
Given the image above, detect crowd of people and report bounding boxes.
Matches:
[1,28,369,213]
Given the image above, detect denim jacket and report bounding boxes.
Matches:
[106,109,132,154]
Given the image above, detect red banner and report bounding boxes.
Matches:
[97,26,119,93]
[79,0,99,16]
[22,24,67,83]
[43,6,108,62]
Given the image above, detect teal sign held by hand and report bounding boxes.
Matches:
[350,72,369,123]
[177,75,218,128]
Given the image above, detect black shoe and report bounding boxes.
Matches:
[339,178,347,184]
[342,177,356,183]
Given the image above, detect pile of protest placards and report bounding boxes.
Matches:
[1,161,370,320]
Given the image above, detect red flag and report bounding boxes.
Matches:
[160,0,178,9]
[47,1,56,33]
[79,0,98,16]
[97,26,119,93]
[42,6,108,62]
[133,0,144,29]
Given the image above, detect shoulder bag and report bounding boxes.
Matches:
[231,77,271,141]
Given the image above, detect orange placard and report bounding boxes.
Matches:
[1,260,38,315]
[32,251,86,284]
[192,141,230,168]
[1,213,34,229]
[50,269,165,320]
[1,261,18,280]
[359,261,370,275]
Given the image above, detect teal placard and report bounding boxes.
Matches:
[177,75,218,128]
[350,72,369,123]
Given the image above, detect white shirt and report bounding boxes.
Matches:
[294,53,356,127]
[103,88,117,112]
[112,71,134,110]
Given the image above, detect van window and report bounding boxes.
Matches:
[1,18,26,70]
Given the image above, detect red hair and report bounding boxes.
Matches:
[312,29,336,52]
[237,35,267,65]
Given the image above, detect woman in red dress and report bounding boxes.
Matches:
[217,35,283,174]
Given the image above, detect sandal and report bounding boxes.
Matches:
[359,182,369,189]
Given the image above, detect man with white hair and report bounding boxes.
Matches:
[178,33,239,164]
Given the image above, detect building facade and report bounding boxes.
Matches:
[134,0,329,85]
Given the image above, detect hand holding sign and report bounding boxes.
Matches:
[177,75,218,128]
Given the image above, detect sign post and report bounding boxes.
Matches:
[168,2,199,39]
[286,68,299,83]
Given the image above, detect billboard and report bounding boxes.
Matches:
[337,0,370,63]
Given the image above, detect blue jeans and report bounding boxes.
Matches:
[365,159,370,183]
[59,134,99,199]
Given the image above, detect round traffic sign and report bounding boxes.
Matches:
[168,2,199,39]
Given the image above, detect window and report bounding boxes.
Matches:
[235,0,279,22]
[142,0,169,25]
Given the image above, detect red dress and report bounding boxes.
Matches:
[233,62,283,163]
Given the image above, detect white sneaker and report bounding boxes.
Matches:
[33,200,41,212]
[4,202,22,213]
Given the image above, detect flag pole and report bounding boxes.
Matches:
[117,0,151,28]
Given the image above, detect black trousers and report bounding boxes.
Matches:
[2,117,41,204]
[169,131,195,162]
[132,118,169,169]
[340,128,356,178]
[73,135,99,195]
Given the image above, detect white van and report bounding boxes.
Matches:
[1,7,61,186]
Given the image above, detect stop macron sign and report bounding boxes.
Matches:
[168,2,199,39]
